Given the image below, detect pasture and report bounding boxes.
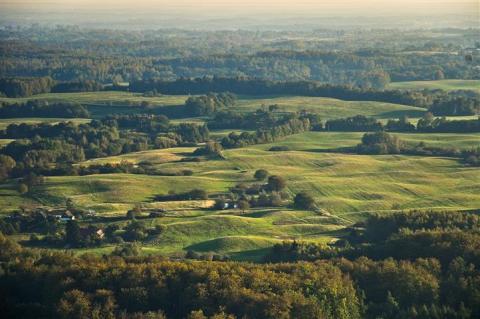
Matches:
[3,131,478,217]
[1,90,478,260]
[0,91,426,120]
[236,95,425,119]
[388,79,480,93]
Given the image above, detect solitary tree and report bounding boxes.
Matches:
[0,155,15,181]
[237,200,250,213]
[267,175,286,192]
[294,192,316,210]
[254,169,269,181]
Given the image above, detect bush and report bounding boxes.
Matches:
[267,175,286,192]
[237,200,250,213]
[294,192,316,210]
[357,132,403,154]
[254,169,269,180]
[18,183,28,194]
[112,243,141,257]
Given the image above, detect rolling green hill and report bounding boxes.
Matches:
[1,90,478,260]
[236,95,425,119]
[4,131,478,216]
[388,79,480,93]
[0,91,426,120]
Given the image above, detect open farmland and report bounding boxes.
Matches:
[388,79,480,93]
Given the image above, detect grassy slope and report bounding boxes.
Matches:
[0,91,189,106]
[2,131,479,260]
[266,131,480,151]
[0,139,14,147]
[236,95,425,119]
[388,80,480,93]
[0,91,425,120]
[3,131,479,216]
[0,89,477,260]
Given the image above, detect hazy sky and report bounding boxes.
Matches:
[0,0,477,29]
[1,0,477,15]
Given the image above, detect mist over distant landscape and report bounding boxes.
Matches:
[0,0,477,29]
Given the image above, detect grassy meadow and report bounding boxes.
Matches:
[2,130,479,259]
[236,95,425,119]
[1,85,479,260]
[0,91,189,106]
[1,91,426,120]
[388,79,480,93]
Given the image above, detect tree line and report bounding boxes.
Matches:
[129,77,478,114]
[184,92,236,116]
[0,100,90,118]
[0,78,106,98]
[323,114,480,133]
[0,116,209,179]
[355,131,480,166]
[220,115,311,149]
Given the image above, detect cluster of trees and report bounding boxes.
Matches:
[0,203,167,247]
[0,232,362,319]
[62,219,165,248]
[0,155,16,181]
[0,77,107,97]
[356,132,404,154]
[0,209,57,236]
[325,115,383,132]
[356,131,480,166]
[221,115,311,148]
[385,116,416,132]
[130,77,440,107]
[208,109,479,137]
[102,114,170,133]
[214,172,292,210]
[0,100,90,118]
[416,113,480,133]
[323,114,480,133]
[193,141,224,159]
[266,210,480,318]
[0,77,55,97]
[0,118,209,177]
[51,80,104,93]
[429,95,480,116]
[185,92,236,116]
[17,172,45,194]
[2,138,86,172]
